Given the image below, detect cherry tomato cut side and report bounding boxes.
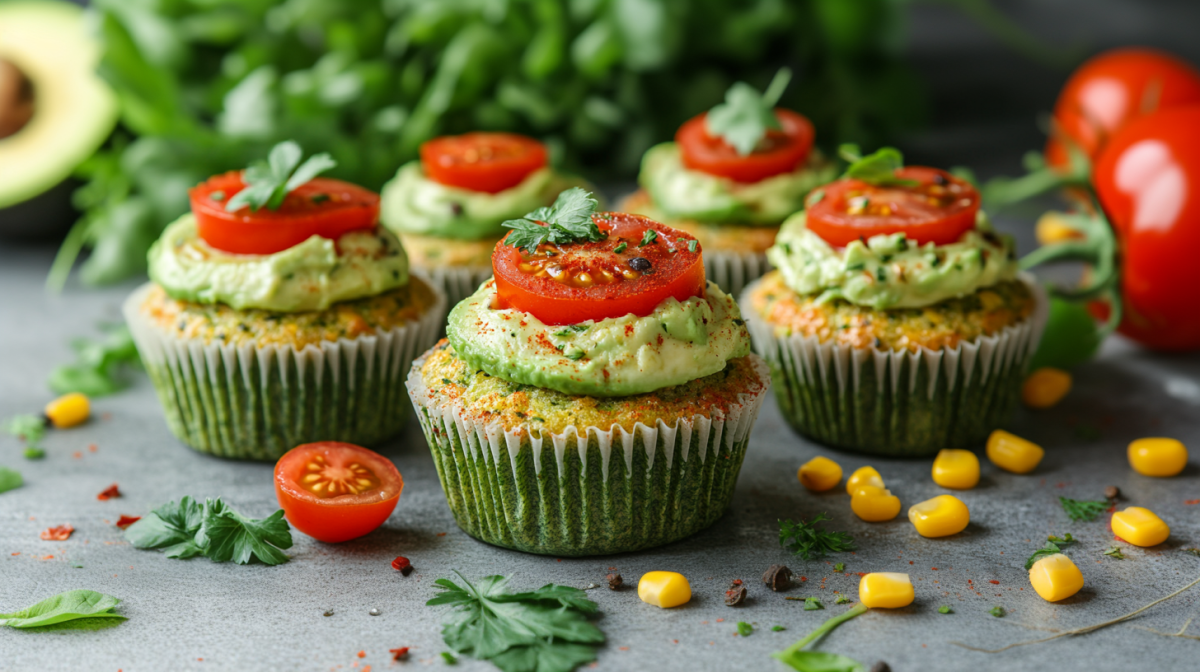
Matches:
[421,132,548,194]
[274,442,403,543]
[677,109,815,183]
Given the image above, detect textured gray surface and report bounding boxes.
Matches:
[2,240,1200,672]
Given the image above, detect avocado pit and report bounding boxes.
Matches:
[0,58,34,139]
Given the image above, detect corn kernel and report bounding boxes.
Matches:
[908,495,970,538]
[1028,553,1084,602]
[637,571,692,608]
[931,449,980,489]
[851,485,901,522]
[858,572,914,609]
[798,456,843,492]
[44,392,90,429]
[1036,212,1085,245]
[1127,438,1188,477]
[1022,368,1072,409]
[846,466,884,495]
[986,430,1044,474]
[1111,507,1170,547]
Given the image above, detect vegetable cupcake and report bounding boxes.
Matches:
[622,70,834,295]
[380,132,588,305]
[124,142,445,461]
[742,147,1046,457]
[406,188,771,556]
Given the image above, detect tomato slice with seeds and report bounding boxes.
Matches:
[274,442,403,543]
[190,172,380,255]
[421,132,548,194]
[677,109,815,183]
[805,167,981,247]
[492,212,705,325]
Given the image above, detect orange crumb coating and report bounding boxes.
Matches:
[746,270,1034,352]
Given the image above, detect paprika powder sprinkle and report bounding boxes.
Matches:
[97,484,121,500]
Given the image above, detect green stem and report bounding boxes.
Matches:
[926,0,1081,69]
[45,219,92,294]
[983,166,1084,209]
[773,603,868,660]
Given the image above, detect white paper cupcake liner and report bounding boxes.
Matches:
[123,281,446,461]
[703,248,771,298]
[410,263,493,311]
[405,350,772,556]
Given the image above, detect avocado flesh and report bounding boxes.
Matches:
[0,1,117,209]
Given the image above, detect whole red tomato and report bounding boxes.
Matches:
[1092,105,1200,350]
[1046,48,1200,170]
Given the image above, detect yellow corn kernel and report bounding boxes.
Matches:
[798,456,843,492]
[1111,507,1170,547]
[986,430,1044,474]
[846,466,884,495]
[851,485,901,522]
[931,449,980,490]
[907,495,970,538]
[1127,438,1188,477]
[43,392,90,429]
[1035,212,1085,245]
[1021,368,1072,409]
[858,572,914,609]
[637,571,692,608]
[1028,553,1084,602]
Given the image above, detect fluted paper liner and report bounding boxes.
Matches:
[124,282,446,461]
[412,263,493,312]
[704,248,770,298]
[406,351,772,556]
[741,274,1047,457]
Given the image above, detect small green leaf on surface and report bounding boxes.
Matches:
[4,415,45,445]
[835,595,851,605]
[0,467,22,494]
[225,141,336,212]
[1183,548,1200,557]
[705,68,791,156]
[441,651,457,665]
[804,598,824,611]
[197,499,293,565]
[1059,496,1109,522]
[772,625,786,632]
[124,496,206,559]
[737,621,753,636]
[833,563,845,573]
[774,651,865,672]
[502,188,603,253]
[1104,546,1125,560]
[0,590,125,629]
[49,324,141,397]
[779,513,856,561]
[938,605,953,614]
[23,448,45,460]
[1025,533,1077,570]
[990,606,1006,618]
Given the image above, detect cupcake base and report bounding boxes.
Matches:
[124,281,446,461]
[406,350,771,556]
[741,275,1047,457]
[410,263,493,312]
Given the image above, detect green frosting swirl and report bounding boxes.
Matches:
[766,211,1019,310]
[148,214,408,312]
[379,163,587,240]
[446,281,751,397]
[638,142,835,225]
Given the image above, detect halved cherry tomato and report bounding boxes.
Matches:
[492,212,705,325]
[1092,105,1200,351]
[805,167,980,247]
[274,442,403,543]
[1046,48,1200,170]
[421,132,548,194]
[677,109,814,183]
[191,172,379,255]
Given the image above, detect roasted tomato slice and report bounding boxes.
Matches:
[421,132,548,194]
[274,442,403,543]
[805,167,980,247]
[191,172,380,255]
[492,212,706,325]
[677,108,815,183]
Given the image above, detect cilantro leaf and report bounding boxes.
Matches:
[124,496,206,559]
[737,621,754,636]
[779,513,856,560]
[639,229,658,247]
[1104,546,1125,559]
[226,141,336,212]
[803,598,824,611]
[196,499,292,565]
[1059,496,1109,522]
[502,188,603,253]
[49,324,141,397]
[3,414,45,446]
[0,590,125,629]
[0,467,22,494]
[1024,533,1076,569]
[706,68,791,156]
[838,144,919,187]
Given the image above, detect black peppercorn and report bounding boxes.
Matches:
[449,201,464,216]
[629,257,652,272]
[1105,485,1120,500]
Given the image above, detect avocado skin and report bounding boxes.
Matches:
[0,179,78,241]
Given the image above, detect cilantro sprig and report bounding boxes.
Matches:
[779,513,856,561]
[502,188,604,253]
[1059,496,1109,522]
[428,572,604,672]
[1024,533,1076,570]
[838,144,919,187]
[226,141,337,212]
[706,68,792,156]
[124,496,293,565]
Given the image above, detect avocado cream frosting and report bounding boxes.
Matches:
[446,280,751,397]
[638,143,835,225]
[766,211,1019,310]
[380,163,587,240]
[148,214,408,312]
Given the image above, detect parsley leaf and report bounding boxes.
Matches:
[197,499,293,565]
[0,590,125,629]
[706,68,791,156]
[737,621,754,636]
[428,572,604,672]
[938,605,953,614]
[1104,546,1125,559]
[838,144,919,187]
[804,598,824,611]
[835,595,851,605]
[49,324,141,397]
[1024,533,1077,569]
[613,241,627,253]
[639,229,658,247]
[779,513,856,560]
[502,188,603,253]
[124,496,206,559]
[990,606,1006,618]
[226,141,336,212]
[0,467,21,494]
[1059,496,1109,522]
[833,563,845,573]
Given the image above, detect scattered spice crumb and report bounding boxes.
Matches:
[606,573,623,590]
[40,524,74,541]
[931,567,939,571]
[1104,486,1119,499]
[716,618,724,623]
[989,580,1000,585]
[437,532,447,537]
[115,515,141,529]
[619,647,630,651]
[72,451,82,459]
[97,484,121,500]
[389,648,409,661]
[391,556,414,576]
[88,443,99,452]
[1185,499,1200,506]
[357,651,366,659]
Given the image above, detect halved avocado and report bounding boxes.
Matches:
[0,1,117,212]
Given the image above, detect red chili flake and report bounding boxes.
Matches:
[357,651,366,659]
[436,532,447,537]
[116,515,141,529]
[391,556,414,576]
[988,580,1000,585]
[40,524,74,541]
[731,579,742,585]
[88,443,99,452]
[967,579,973,583]
[855,572,868,577]
[931,567,939,571]
[909,560,914,564]
[72,451,83,459]
[97,484,121,500]
[10,552,19,556]
[1186,499,1200,505]
[716,618,724,623]
[389,648,410,661]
